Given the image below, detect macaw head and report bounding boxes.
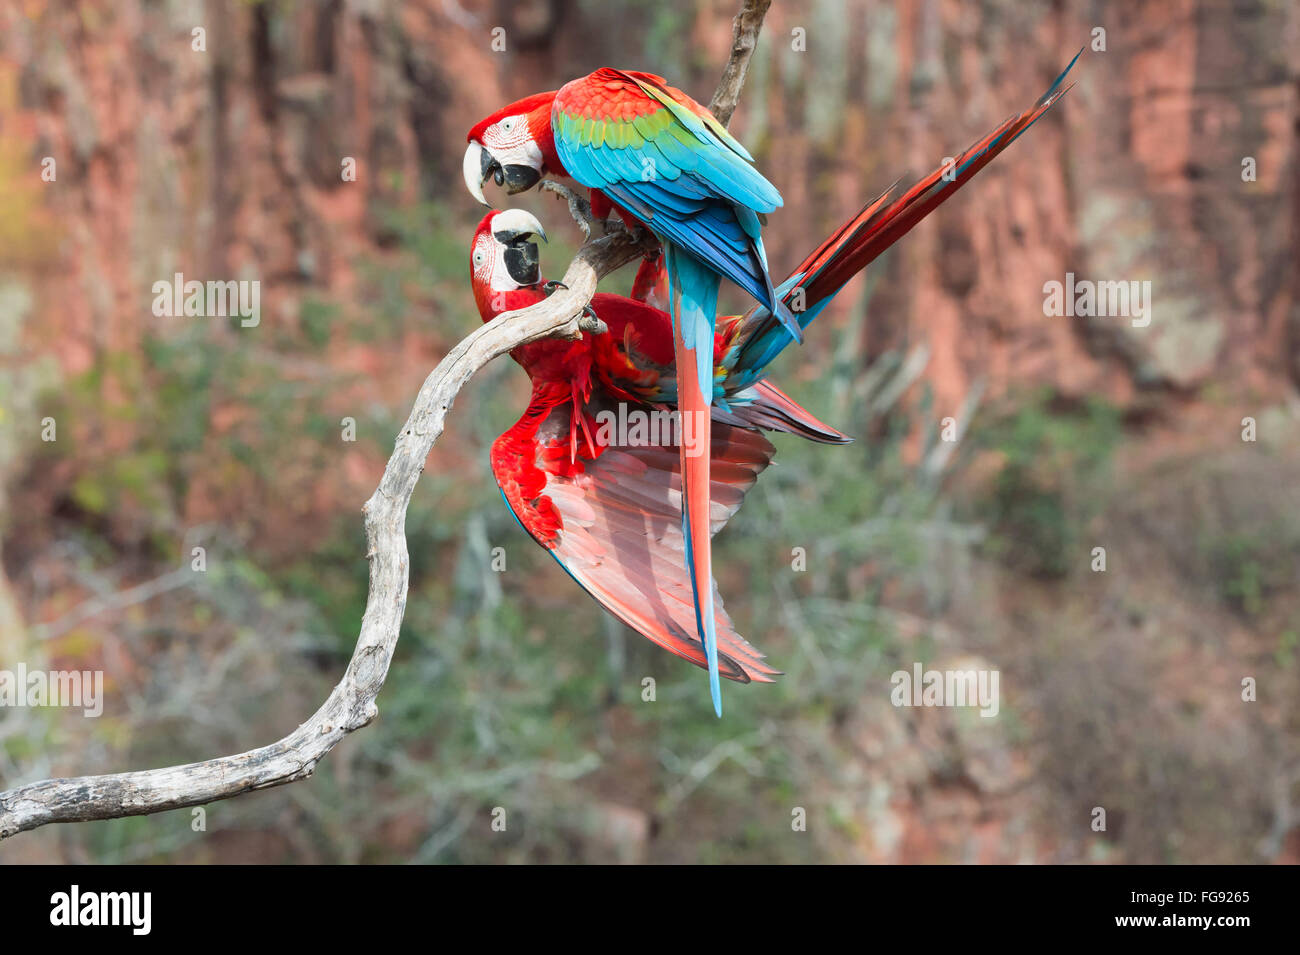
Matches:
[463,91,561,206]
[469,208,549,319]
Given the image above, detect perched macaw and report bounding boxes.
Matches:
[464,69,796,715]
[470,207,844,686]
[465,52,1079,710]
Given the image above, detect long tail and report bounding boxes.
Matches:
[732,49,1081,379]
[664,242,723,717]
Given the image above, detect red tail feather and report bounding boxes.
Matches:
[791,72,1074,313]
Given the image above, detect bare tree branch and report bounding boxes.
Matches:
[0,0,771,841]
[0,232,649,839]
[708,0,773,127]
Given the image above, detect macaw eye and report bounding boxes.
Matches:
[500,118,515,133]
[473,251,486,266]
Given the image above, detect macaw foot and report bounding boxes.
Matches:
[577,303,606,336]
[602,216,652,247]
[542,280,606,335]
[539,179,597,241]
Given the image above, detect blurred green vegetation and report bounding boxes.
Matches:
[1201,530,1296,618]
[10,189,1294,863]
[12,194,993,862]
[976,391,1121,579]
[2,0,1294,867]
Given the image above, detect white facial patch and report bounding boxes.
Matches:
[481,114,545,171]
[471,232,495,284]
[488,238,519,292]
[472,228,525,293]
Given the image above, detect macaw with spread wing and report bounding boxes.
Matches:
[469,208,842,690]
[464,53,1078,712]
[464,69,797,716]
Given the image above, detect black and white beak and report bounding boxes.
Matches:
[464,141,542,206]
[492,209,548,286]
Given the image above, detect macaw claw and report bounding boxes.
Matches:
[540,179,597,240]
[577,303,606,336]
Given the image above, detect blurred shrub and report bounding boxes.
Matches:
[976,390,1121,579]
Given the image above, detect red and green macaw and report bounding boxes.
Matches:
[464,53,1078,711]
[464,69,796,716]
[470,207,844,687]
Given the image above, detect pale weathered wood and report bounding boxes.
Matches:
[0,233,647,839]
[708,0,773,127]
[0,0,769,841]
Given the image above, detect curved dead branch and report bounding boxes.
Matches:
[709,0,772,126]
[0,233,648,838]
[0,0,771,841]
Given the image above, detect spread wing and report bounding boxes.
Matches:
[491,388,781,684]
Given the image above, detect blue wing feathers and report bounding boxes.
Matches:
[551,74,799,714]
[553,80,794,333]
